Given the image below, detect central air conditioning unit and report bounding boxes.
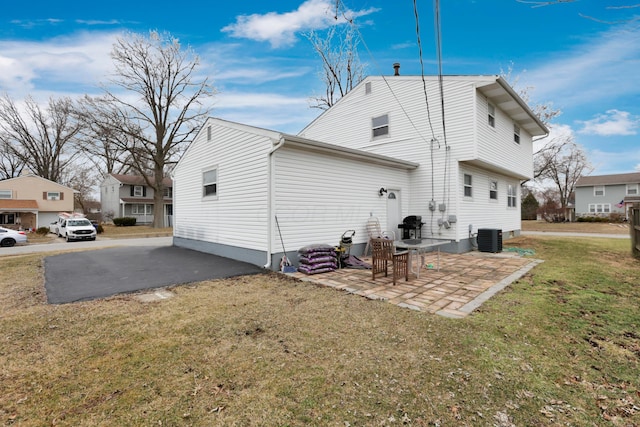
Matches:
[477,228,502,253]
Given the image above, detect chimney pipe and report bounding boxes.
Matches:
[393,62,400,76]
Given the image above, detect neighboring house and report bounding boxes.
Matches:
[0,174,75,230]
[100,174,173,226]
[574,172,640,219]
[173,74,547,270]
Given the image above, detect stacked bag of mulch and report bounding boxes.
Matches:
[297,244,338,275]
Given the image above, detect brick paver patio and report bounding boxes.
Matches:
[289,251,542,318]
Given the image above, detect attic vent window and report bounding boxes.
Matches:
[207,125,211,141]
[365,82,372,94]
[513,124,520,144]
[488,103,496,128]
[372,114,389,138]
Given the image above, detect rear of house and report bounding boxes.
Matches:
[172,118,416,269]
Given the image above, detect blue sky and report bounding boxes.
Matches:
[1,0,638,176]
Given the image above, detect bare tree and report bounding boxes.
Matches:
[60,164,100,213]
[306,24,365,110]
[0,136,26,179]
[538,138,593,209]
[92,31,215,227]
[0,95,81,182]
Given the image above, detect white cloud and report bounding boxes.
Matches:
[588,148,640,174]
[521,23,640,107]
[577,109,639,136]
[221,0,379,48]
[0,31,119,99]
[533,123,575,153]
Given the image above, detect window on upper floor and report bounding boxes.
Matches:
[365,82,372,94]
[594,186,605,197]
[489,180,498,200]
[163,187,173,198]
[507,184,517,208]
[463,174,473,198]
[45,191,61,201]
[207,125,212,141]
[488,103,496,128]
[133,185,144,197]
[203,168,217,197]
[513,124,520,144]
[627,184,638,195]
[0,190,11,199]
[372,114,389,138]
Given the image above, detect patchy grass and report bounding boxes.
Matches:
[522,220,629,235]
[99,224,172,237]
[1,236,639,426]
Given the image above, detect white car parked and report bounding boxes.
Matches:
[0,226,28,247]
[58,218,97,242]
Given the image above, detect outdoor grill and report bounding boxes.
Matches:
[398,215,424,240]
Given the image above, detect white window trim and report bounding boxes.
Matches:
[488,103,496,128]
[463,174,473,198]
[626,184,638,195]
[507,184,517,208]
[371,114,389,139]
[47,191,60,201]
[513,124,520,144]
[489,180,498,201]
[133,185,144,197]
[589,203,611,213]
[594,185,605,197]
[203,167,218,198]
[132,204,153,215]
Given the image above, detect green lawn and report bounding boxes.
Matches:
[1,235,639,426]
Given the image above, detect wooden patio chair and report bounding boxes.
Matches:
[363,216,395,256]
[371,238,409,285]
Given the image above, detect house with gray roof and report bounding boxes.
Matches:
[574,172,640,219]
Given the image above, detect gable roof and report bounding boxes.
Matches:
[576,172,640,187]
[109,174,173,187]
[0,174,76,192]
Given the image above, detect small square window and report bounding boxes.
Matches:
[372,114,389,138]
[594,186,604,197]
[463,174,472,198]
[488,103,495,128]
[203,169,217,197]
[513,124,520,144]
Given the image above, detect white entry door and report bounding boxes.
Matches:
[386,190,402,240]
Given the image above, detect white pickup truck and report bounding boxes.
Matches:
[56,217,97,242]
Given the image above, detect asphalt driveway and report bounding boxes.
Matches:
[44,245,264,304]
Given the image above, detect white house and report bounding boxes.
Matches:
[173,74,547,270]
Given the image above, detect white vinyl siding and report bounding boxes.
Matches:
[173,120,273,251]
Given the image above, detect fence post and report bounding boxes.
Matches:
[631,203,640,259]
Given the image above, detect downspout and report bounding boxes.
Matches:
[264,135,286,269]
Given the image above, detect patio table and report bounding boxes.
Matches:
[394,238,452,278]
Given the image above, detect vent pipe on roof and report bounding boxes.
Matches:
[393,62,400,76]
